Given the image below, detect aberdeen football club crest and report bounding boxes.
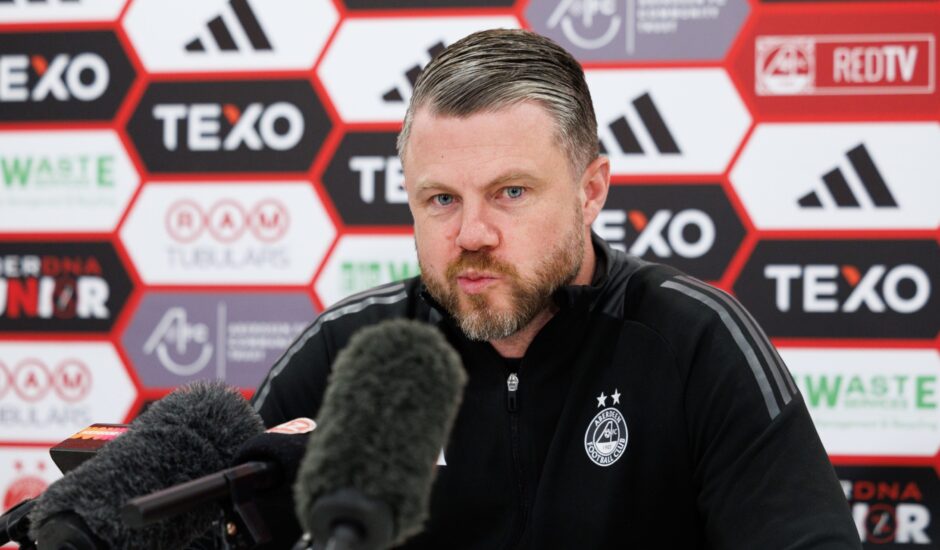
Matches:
[584,389,628,467]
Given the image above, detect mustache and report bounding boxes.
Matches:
[445,251,518,280]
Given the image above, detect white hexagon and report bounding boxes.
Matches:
[315,233,419,307]
[0,130,140,232]
[0,447,62,514]
[123,0,338,72]
[782,348,940,457]
[319,15,520,123]
[730,122,940,230]
[120,181,335,285]
[0,0,125,23]
[0,341,136,444]
[587,68,751,175]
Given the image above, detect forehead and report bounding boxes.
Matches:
[403,102,567,185]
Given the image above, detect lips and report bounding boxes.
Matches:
[456,271,499,294]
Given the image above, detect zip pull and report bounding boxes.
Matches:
[506,372,519,412]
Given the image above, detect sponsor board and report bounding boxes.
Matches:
[730,123,940,230]
[0,0,125,23]
[756,35,934,96]
[123,0,338,72]
[837,465,938,547]
[0,241,132,333]
[122,292,315,389]
[0,31,135,122]
[321,130,412,227]
[126,80,330,173]
[526,0,749,62]
[318,16,519,123]
[0,130,139,232]
[734,240,938,340]
[586,69,750,175]
[784,348,939,457]
[344,0,515,7]
[0,448,60,529]
[732,10,940,117]
[119,182,334,285]
[0,342,136,443]
[593,184,744,281]
[314,234,419,307]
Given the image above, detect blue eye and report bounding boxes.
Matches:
[433,194,454,206]
[504,186,524,199]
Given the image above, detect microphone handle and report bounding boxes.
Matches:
[0,498,36,546]
[122,461,274,527]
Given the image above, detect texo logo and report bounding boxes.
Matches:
[165,198,289,243]
[349,156,406,205]
[128,80,329,173]
[0,52,108,102]
[322,131,413,227]
[596,209,714,258]
[594,185,744,280]
[0,32,134,121]
[733,240,937,339]
[153,102,304,152]
[764,264,929,314]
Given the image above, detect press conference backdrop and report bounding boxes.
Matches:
[0,0,937,546]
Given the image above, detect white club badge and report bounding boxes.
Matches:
[585,389,628,467]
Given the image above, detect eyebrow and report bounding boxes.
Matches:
[413,171,542,194]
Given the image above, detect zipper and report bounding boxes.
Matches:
[505,369,526,548]
[506,372,519,412]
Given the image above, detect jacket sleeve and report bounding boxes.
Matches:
[671,282,861,549]
[250,319,335,428]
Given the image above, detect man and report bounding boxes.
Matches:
[253,29,860,548]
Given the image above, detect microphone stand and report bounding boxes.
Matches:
[0,498,37,550]
[123,462,276,549]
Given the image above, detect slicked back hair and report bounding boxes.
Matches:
[397,28,599,176]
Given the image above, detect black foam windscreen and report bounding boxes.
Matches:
[230,431,311,549]
[294,318,466,547]
[29,381,264,549]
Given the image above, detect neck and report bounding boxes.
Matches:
[490,232,597,358]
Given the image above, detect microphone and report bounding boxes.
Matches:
[294,319,467,550]
[0,425,128,548]
[122,418,316,548]
[28,381,264,550]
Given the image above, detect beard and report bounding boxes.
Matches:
[420,212,585,342]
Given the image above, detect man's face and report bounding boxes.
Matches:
[402,102,591,341]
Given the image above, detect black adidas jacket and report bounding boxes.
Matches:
[252,235,860,549]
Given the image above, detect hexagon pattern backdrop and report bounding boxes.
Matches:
[0,0,937,546]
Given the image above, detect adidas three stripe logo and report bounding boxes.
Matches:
[600,92,681,156]
[382,42,446,103]
[184,0,272,53]
[798,144,898,209]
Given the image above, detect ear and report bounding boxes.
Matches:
[579,156,610,227]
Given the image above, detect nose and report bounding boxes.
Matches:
[454,202,499,252]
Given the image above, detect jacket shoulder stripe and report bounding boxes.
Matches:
[661,280,781,420]
[676,276,797,403]
[252,288,409,412]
